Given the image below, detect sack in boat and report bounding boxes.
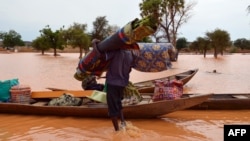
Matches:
[122,81,143,105]
[0,78,19,102]
[152,79,183,101]
[48,93,82,106]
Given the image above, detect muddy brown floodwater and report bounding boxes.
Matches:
[1,53,250,141]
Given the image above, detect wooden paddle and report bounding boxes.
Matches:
[46,87,67,91]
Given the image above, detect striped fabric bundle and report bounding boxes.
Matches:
[77,50,109,77]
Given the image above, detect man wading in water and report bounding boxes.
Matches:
[105,49,138,131]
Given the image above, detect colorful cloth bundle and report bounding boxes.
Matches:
[77,50,109,77]
[152,79,183,101]
[152,80,183,101]
[75,18,158,80]
[75,42,177,81]
[133,43,176,72]
[93,18,155,53]
[48,93,82,106]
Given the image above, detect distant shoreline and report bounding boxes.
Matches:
[1,46,250,54]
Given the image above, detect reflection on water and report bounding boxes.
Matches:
[1,53,250,141]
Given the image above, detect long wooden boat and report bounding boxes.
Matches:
[46,69,198,93]
[188,93,250,110]
[135,68,199,93]
[0,90,212,118]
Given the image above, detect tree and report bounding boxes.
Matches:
[139,0,162,25]
[196,37,210,58]
[176,37,187,50]
[233,38,250,50]
[206,29,231,58]
[65,23,90,58]
[175,37,187,60]
[140,0,196,46]
[139,0,162,42]
[91,16,111,41]
[140,36,153,42]
[39,25,66,56]
[0,32,3,40]
[0,30,24,48]
[189,40,200,54]
[32,36,50,55]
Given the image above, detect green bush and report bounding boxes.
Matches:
[229,47,238,53]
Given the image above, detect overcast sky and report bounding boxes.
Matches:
[1,0,249,42]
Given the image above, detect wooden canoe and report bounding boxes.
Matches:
[46,68,199,93]
[188,93,250,110]
[135,68,199,93]
[0,90,212,118]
